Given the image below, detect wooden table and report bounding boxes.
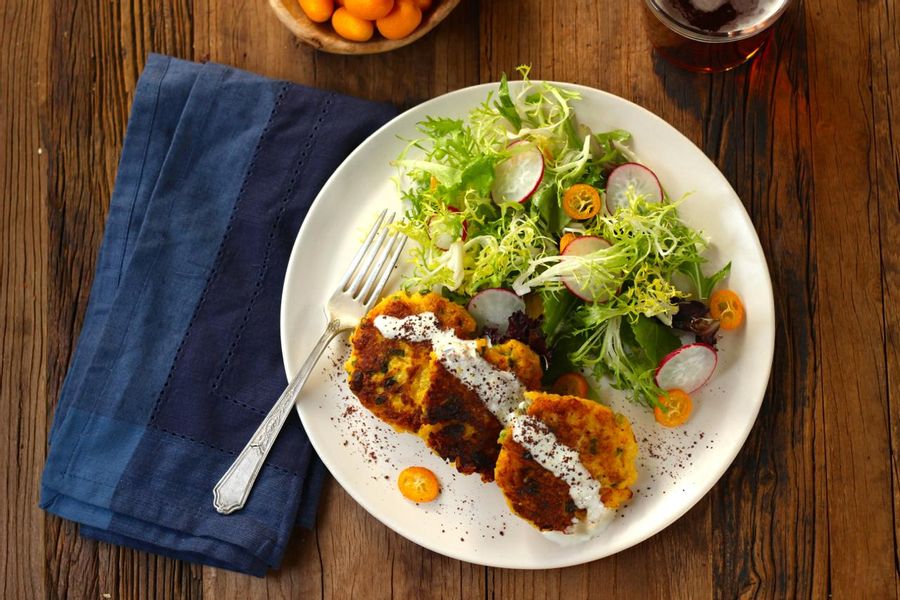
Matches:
[3,1,898,598]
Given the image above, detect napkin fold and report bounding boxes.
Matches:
[40,54,397,576]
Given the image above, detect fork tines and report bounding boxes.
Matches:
[340,209,406,309]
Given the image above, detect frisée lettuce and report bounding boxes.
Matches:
[390,66,730,410]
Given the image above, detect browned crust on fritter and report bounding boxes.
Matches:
[345,292,476,433]
[494,391,638,532]
[419,339,543,482]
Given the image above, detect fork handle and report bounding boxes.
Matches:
[213,318,347,515]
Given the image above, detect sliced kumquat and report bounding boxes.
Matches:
[552,372,590,398]
[344,0,394,19]
[331,7,374,41]
[397,466,441,502]
[299,0,335,22]
[708,289,745,330]
[559,232,578,253]
[562,183,602,220]
[376,0,422,40]
[654,389,693,427]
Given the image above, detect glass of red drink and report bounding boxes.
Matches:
[642,0,792,73]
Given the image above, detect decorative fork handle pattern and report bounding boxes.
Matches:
[213,317,348,515]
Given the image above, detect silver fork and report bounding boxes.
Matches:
[213,210,406,514]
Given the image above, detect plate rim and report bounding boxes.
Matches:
[280,81,776,568]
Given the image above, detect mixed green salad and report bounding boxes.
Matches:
[391,67,741,421]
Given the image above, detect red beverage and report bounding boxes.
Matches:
[642,0,791,72]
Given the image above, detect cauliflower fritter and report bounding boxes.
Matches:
[494,391,638,532]
[345,291,475,433]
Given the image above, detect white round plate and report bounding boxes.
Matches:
[281,82,775,569]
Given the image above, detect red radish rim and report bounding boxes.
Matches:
[491,143,545,204]
[609,162,663,196]
[448,206,469,242]
[654,342,718,393]
[466,288,526,332]
[605,162,663,214]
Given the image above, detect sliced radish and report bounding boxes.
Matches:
[491,143,544,204]
[466,288,526,334]
[654,343,718,394]
[428,207,468,251]
[561,235,611,256]
[605,163,663,214]
[561,236,613,302]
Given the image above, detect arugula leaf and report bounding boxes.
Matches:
[530,183,566,234]
[542,332,583,384]
[540,288,579,343]
[629,315,681,366]
[562,113,582,150]
[678,261,731,301]
[459,156,495,197]
[593,129,632,165]
[493,73,522,130]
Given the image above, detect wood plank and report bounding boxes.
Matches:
[803,0,896,596]
[0,0,50,597]
[864,0,900,593]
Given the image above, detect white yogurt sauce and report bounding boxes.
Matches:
[374,312,524,422]
[373,311,614,540]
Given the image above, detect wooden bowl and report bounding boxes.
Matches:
[269,0,461,54]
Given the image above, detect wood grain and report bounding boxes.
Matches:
[1,0,49,598]
[1,0,898,598]
[804,0,896,596]
[701,5,827,597]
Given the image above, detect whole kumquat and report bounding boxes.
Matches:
[376,0,422,40]
[331,7,374,41]
[344,0,394,20]
[298,0,334,22]
[397,466,441,502]
[552,372,590,398]
[708,289,745,330]
[411,0,432,8]
[654,389,693,427]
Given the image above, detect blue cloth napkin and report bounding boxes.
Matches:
[40,54,397,576]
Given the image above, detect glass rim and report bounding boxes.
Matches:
[643,0,792,42]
